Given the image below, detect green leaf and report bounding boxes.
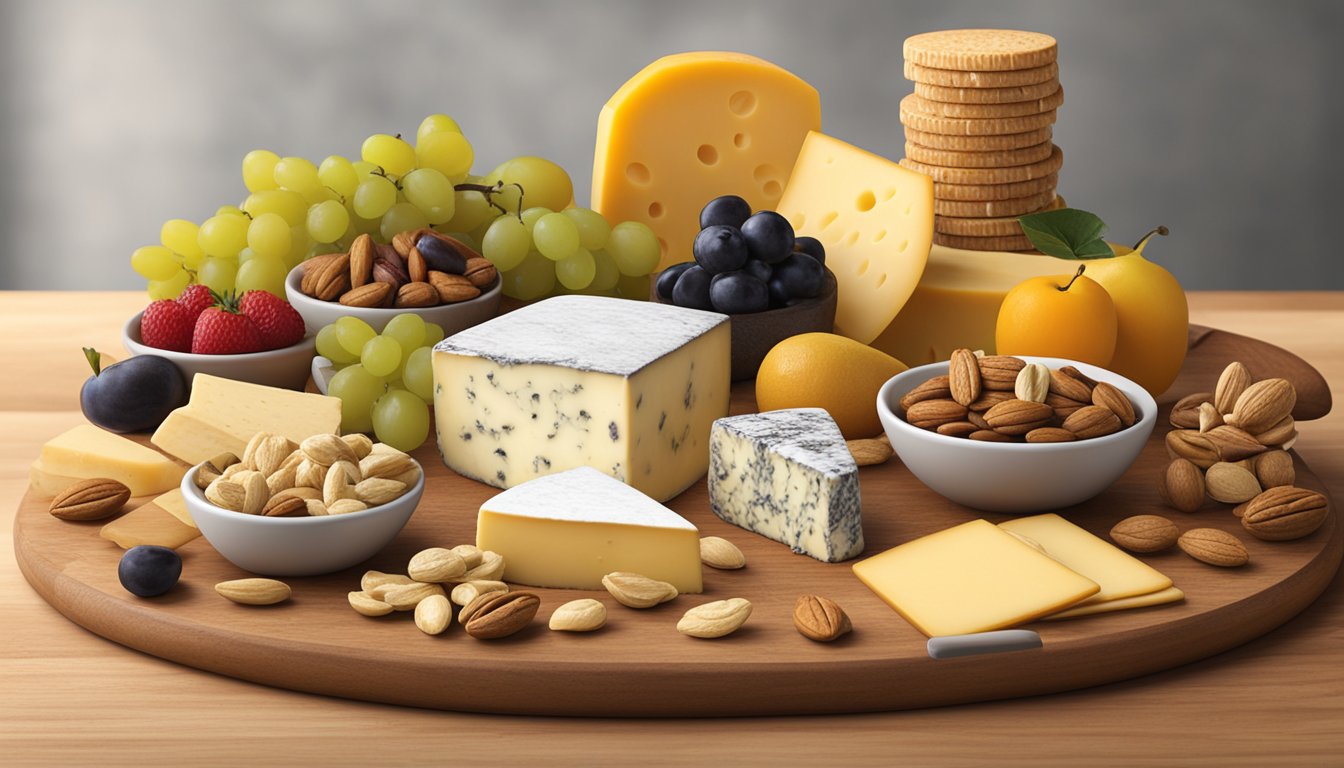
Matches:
[1018,208,1116,260]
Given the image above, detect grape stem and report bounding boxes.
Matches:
[454,181,526,223]
[83,347,103,376]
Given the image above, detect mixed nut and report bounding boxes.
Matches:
[299,229,498,308]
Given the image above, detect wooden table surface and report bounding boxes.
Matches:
[2,291,1341,767]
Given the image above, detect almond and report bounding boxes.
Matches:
[450,580,508,607]
[1169,392,1213,429]
[1159,457,1206,513]
[464,257,499,288]
[1241,486,1329,541]
[1214,361,1251,415]
[428,270,481,303]
[261,494,306,517]
[1228,378,1296,434]
[348,590,394,617]
[1203,425,1268,462]
[1048,368,1093,403]
[299,253,341,295]
[905,399,968,429]
[372,256,409,290]
[295,459,325,489]
[967,390,1015,413]
[322,463,354,507]
[1109,515,1179,553]
[458,550,506,582]
[699,536,747,570]
[266,464,297,496]
[354,477,406,506]
[302,433,357,467]
[342,433,375,459]
[195,452,240,489]
[392,228,421,257]
[977,355,1025,391]
[948,348,981,406]
[240,470,270,515]
[1044,392,1088,418]
[1165,429,1218,469]
[984,399,1054,435]
[408,548,468,583]
[414,594,452,635]
[339,281,393,308]
[899,376,952,411]
[1025,427,1077,443]
[310,253,351,301]
[1058,365,1099,390]
[1204,461,1262,504]
[1091,382,1136,427]
[382,582,446,611]
[1253,450,1295,489]
[215,578,292,605]
[395,281,438,308]
[304,499,329,516]
[407,246,428,283]
[451,544,484,570]
[846,438,893,466]
[359,451,416,480]
[349,233,375,288]
[1253,416,1296,447]
[793,595,852,642]
[548,598,608,632]
[461,591,540,639]
[49,478,130,521]
[205,477,246,511]
[1178,528,1249,567]
[969,429,1014,442]
[326,498,368,515]
[677,598,752,639]
[1013,363,1050,404]
[601,571,678,609]
[361,570,416,592]
[1198,402,1223,433]
[936,421,979,438]
[967,411,990,430]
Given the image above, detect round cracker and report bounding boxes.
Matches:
[915,78,1061,104]
[933,173,1059,201]
[900,145,1062,185]
[935,231,1038,252]
[905,140,1054,169]
[905,60,1059,88]
[903,87,1064,119]
[900,96,1057,135]
[906,126,1052,151]
[934,191,1062,218]
[903,30,1057,72]
[935,196,1066,235]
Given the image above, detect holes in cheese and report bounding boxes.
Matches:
[591,52,821,271]
[777,131,934,344]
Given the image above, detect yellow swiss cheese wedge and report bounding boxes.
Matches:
[32,424,184,498]
[776,132,934,344]
[592,52,821,270]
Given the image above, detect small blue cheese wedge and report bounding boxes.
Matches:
[475,466,702,593]
[707,408,863,562]
[433,295,731,503]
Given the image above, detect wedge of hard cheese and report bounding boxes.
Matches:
[31,424,183,498]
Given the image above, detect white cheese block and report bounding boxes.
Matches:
[476,466,702,592]
[433,295,731,503]
[707,408,864,562]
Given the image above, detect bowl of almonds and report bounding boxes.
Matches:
[285,229,502,335]
[876,353,1157,512]
[181,432,424,576]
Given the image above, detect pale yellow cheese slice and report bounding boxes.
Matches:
[100,503,200,550]
[35,424,184,497]
[999,514,1172,604]
[152,488,194,528]
[777,131,934,344]
[1046,586,1185,620]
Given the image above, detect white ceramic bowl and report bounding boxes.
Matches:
[284,265,502,334]
[876,356,1157,513]
[122,312,315,391]
[182,461,424,577]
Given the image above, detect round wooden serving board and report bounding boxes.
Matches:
[13,326,1340,716]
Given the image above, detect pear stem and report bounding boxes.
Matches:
[1059,264,1086,292]
[1133,226,1169,251]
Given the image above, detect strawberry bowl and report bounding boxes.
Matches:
[122,312,315,391]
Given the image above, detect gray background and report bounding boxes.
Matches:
[2,0,1342,291]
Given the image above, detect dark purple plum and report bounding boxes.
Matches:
[655,262,695,301]
[80,349,186,433]
[671,265,714,311]
[416,234,468,274]
[698,195,752,229]
[118,545,182,597]
[740,211,794,264]
[692,225,749,275]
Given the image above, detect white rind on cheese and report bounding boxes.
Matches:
[482,466,695,530]
[707,408,864,562]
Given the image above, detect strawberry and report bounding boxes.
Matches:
[140,299,194,352]
[191,292,264,354]
[175,283,214,321]
[239,290,306,350]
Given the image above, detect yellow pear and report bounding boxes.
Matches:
[756,333,907,439]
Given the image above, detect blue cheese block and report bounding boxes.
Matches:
[707,408,864,562]
[433,295,731,503]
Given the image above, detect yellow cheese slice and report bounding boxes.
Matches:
[1046,586,1185,620]
[999,514,1173,603]
[852,519,1098,637]
[28,460,87,499]
[35,424,184,497]
[776,131,934,344]
[152,488,194,528]
[592,51,821,270]
[100,503,200,550]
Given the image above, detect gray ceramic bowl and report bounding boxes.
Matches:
[284,265,502,335]
[182,460,424,577]
[122,312,315,391]
[876,356,1157,513]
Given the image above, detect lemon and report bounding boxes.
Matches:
[755,333,907,439]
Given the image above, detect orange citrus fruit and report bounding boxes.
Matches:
[755,333,907,439]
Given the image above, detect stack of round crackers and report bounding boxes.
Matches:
[899,29,1064,252]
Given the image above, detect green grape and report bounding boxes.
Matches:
[286,225,312,269]
[372,388,430,452]
[421,322,445,347]
[302,186,340,205]
[237,247,258,264]
[520,206,550,233]
[488,156,573,212]
[615,272,652,301]
[353,175,397,219]
[273,156,322,196]
[350,211,382,237]
[216,204,248,218]
[562,208,611,251]
[361,133,417,177]
[334,316,377,357]
[242,149,280,192]
[182,250,207,271]
[160,219,203,261]
[197,215,249,258]
[482,215,531,271]
[352,160,379,181]
[555,247,596,290]
[243,189,308,226]
[415,130,474,181]
[317,155,358,198]
[198,257,237,293]
[316,324,358,364]
[403,347,434,402]
[607,221,662,276]
[235,255,288,298]
[590,249,620,292]
[382,313,426,351]
[401,168,456,224]
[131,245,181,280]
[360,335,403,378]
[146,269,191,300]
[329,364,384,434]
[307,241,344,260]
[380,202,429,242]
[246,212,292,260]
[533,213,580,261]
[417,113,462,142]
[445,190,492,232]
[501,250,556,301]
[306,200,349,243]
